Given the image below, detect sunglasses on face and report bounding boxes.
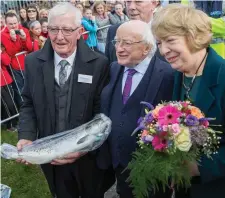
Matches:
[27,10,36,13]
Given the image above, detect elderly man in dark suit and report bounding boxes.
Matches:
[100,20,174,198]
[105,0,162,64]
[16,2,111,198]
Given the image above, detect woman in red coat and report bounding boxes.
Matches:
[1,44,18,131]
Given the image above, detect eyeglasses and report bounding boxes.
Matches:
[111,39,144,48]
[47,26,80,36]
[27,10,36,13]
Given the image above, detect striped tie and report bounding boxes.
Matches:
[59,60,68,86]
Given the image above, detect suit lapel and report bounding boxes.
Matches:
[39,39,55,132]
[101,64,122,115]
[68,39,99,123]
[195,48,219,114]
[195,81,215,114]
[141,56,164,114]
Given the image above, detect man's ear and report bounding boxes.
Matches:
[143,43,152,55]
[77,27,84,40]
[151,0,160,11]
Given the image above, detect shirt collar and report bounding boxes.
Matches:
[54,50,76,67]
[124,56,152,75]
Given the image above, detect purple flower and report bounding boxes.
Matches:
[185,115,199,126]
[132,125,146,136]
[140,101,154,110]
[142,135,154,144]
[145,113,154,123]
[156,125,163,133]
[137,117,144,125]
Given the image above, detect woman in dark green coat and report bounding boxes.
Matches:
[152,4,225,198]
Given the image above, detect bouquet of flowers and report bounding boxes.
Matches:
[128,101,221,198]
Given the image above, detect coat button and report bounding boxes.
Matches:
[119,122,124,127]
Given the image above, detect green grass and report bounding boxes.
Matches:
[1,130,51,198]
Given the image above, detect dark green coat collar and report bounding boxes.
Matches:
[173,47,224,114]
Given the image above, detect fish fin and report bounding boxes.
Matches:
[1,143,19,160]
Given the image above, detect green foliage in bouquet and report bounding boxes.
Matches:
[127,145,199,198]
[126,101,221,198]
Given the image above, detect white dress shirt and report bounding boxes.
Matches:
[122,56,152,96]
[54,51,76,85]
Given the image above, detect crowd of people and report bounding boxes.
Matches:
[0,0,129,132]
[0,0,225,198]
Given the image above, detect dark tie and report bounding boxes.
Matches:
[59,60,69,86]
[122,69,137,104]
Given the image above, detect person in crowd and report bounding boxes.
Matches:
[39,8,49,19]
[1,12,32,107]
[1,43,18,132]
[70,0,76,6]
[0,14,6,32]
[16,3,114,198]
[40,18,48,38]
[23,4,39,29]
[152,4,225,198]
[106,0,116,13]
[105,0,161,64]
[82,8,98,50]
[100,20,174,198]
[210,16,225,58]
[29,20,46,51]
[93,1,111,53]
[88,0,95,10]
[19,8,27,28]
[6,10,17,15]
[108,2,129,25]
[75,2,85,14]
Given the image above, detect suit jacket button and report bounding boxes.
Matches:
[119,122,123,127]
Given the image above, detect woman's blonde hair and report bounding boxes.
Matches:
[152,4,212,52]
[39,8,49,18]
[93,1,107,16]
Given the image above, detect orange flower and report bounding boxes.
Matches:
[141,130,148,138]
[190,106,204,119]
[152,105,163,118]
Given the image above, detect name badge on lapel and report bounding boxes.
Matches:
[78,74,93,84]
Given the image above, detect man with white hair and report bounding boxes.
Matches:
[105,0,161,64]
[16,2,112,198]
[100,20,174,197]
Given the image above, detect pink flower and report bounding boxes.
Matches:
[158,105,182,126]
[202,120,209,127]
[152,132,168,151]
[171,124,181,135]
[162,125,168,131]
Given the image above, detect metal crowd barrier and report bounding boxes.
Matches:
[0,24,111,126]
[0,51,27,125]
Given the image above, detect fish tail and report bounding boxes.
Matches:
[1,143,19,160]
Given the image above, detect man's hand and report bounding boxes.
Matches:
[9,29,17,41]
[19,29,26,40]
[51,152,87,165]
[16,139,33,165]
[188,161,200,177]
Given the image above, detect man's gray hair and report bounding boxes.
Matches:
[141,24,157,58]
[48,2,82,26]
